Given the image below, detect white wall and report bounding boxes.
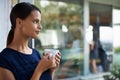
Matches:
[0,0,11,52]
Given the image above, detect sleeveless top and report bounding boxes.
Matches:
[0,48,52,80]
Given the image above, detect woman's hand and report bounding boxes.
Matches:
[55,52,61,68]
[50,52,61,72]
[31,54,56,80]
[38,54,56,72]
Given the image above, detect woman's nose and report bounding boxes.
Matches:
[38,24,42,30]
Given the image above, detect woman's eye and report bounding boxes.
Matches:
[33,20,38,24]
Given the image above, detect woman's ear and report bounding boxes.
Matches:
[16,18,23,28]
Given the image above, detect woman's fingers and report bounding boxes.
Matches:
[56,52,61,59]
[42,51,61,68]
[55,52,61,67]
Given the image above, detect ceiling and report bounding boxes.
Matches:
[89,2,112,26]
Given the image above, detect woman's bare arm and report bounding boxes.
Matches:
[0,67,15,80]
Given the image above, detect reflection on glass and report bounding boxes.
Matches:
[100,27,113,52]
[113,8,120,66]
[113,9,120,48]
[86,25,93,44]
[34,0,84,79]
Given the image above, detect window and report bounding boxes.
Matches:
[34,0,84,79]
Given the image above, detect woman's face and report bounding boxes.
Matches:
[21,10,42,39]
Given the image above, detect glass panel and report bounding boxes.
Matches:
[34,0,84,79]
[113,8,120,65]
[89,2,113,74]
[100,26,113,52]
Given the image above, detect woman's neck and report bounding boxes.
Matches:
[7,34,32,54]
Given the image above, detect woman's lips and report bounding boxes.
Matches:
[36,31,40,34]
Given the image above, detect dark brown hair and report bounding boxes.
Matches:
[7,2,41,46]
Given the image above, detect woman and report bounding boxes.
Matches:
[89,41,98,73]
[0,2,61,80]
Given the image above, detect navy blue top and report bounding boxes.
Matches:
[0,48,52,80]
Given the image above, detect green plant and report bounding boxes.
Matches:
[114,47,120,53]
[104,64,120,80]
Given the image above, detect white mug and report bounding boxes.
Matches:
[44,49,59,58]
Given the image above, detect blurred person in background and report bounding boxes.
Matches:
[89,41,98,73]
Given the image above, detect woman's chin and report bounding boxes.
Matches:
[32,36,39,39]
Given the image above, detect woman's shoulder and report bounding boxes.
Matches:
[0,48,11,56]
[0,48,11,66]
[0,48,17,61]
